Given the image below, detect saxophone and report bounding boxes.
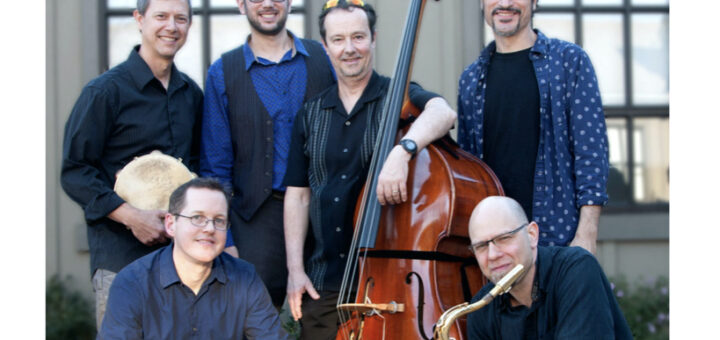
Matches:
[433,264,525,340]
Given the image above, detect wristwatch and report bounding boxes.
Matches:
[399,139,418,156]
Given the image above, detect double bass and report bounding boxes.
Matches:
[335,0,504,339]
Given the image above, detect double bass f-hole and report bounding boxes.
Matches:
[405,272,430,340]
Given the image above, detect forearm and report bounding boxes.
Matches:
[284,186,311,273]
[402,97,457,150]
[571,205,602,254]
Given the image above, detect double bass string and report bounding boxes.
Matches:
[336,1,423,338]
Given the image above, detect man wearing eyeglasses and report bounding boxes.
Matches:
[199,0,335,309]
[465,196,631,339]
[99,178,290,339]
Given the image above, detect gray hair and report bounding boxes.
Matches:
[137,0,193,23]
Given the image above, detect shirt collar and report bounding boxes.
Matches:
[126,45,188,92]
[157,242,228,289]
[242,30,309,71]
[479,29,548,66]
[321,71,384,111]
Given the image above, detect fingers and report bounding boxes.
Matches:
[376,183,407,206]
[306,283,320,300]
[288,291,303,321]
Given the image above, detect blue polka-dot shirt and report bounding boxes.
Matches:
[457,30,609,246]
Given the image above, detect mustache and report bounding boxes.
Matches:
[491,7,522,15]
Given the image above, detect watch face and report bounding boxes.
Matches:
[401,139,417,154]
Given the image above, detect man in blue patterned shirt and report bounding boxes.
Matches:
[457,0,609,254]
[199,0,335,308]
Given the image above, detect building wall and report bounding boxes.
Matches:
[47,0,669,300]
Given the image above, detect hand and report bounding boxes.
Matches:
[376,145,412,205]
[286,270,320,321]
[109,203,169,246]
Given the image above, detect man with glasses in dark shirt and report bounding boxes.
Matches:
[99,178,289,339]
[61,0,211,329]
[465,196,631,339]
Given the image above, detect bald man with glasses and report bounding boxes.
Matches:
[465,196,631,339]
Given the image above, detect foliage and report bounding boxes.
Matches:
[46,275,96,340]
[610,275,669,340]
[280,307,302,339]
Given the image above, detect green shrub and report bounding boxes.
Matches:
[46,275,96,340]
[610,275,669,340]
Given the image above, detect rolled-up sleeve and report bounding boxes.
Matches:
[566,48,609,207]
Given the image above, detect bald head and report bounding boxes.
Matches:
[468,196,529,242]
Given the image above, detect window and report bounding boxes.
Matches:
[102,0,307,88]
[481,0,669,210]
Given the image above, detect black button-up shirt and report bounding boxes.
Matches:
[283,72,438,291]
[99,245,290,339]
[61,46,203,275]
[467,246,632,339]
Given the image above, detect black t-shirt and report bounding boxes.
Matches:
[482,48,540,220]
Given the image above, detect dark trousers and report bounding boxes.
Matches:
[230,197,287,307]
[301,291,340,340]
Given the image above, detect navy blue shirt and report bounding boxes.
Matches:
[467,246,632,339]
[457,30,610,246]
[99,245,290,339]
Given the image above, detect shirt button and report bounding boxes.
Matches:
[343,148,349,153]
[536,186,542,191]
[265,154,271,159]
[192,327,197,332]
[340,253,345,258]
[265,171,271,176]
[345,121,351,126]
[266,120,272,125]
[266,137,272,142]
[336,227,342,232]
[334,197,340,202]
[341,174,347,179]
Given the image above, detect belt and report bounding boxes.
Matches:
[271,190,285,200]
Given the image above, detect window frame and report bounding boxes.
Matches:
[99,0,307,83]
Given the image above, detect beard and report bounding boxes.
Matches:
[247,12,288,36]
[490,6,531,37]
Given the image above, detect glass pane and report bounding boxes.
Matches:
[212,0,304,8]
[173,16,205,88]
[108,0,136,8]
[109,16,141,68]
[110,0,201,9]
[210,13,305,62]
[534,13,575,44]
[582,14,625,106]
[633,118,669,203]
[606,118,631,205]
[539,0,574,5]
[211,0,239,7]
[632,14,669,105]
[109,16,204,88]
[632,0,669,5]
[582,0,622,5]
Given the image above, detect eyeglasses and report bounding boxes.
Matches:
[322,0,366,11]
[468,223,528,254]
[175,214,229,231]
[247,0,286,3]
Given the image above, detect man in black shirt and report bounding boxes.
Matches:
[282,1,457,339]
[61,0,202,329]
[465,196,631,339]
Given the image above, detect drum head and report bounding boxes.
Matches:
[114,151,196,211]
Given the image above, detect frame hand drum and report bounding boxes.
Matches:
[114,150,197,211]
